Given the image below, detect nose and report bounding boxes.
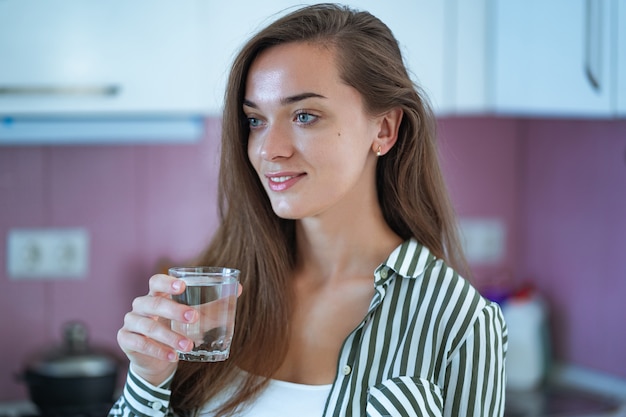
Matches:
[258,121,294,161]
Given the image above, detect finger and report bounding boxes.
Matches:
[122,312,194,354]
[132,294,198,323]
[147,274,186,297]
[118,327,180,363]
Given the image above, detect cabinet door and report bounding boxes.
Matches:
[0,0,213,115]
[449,0,490,114]
[493,0,613,117]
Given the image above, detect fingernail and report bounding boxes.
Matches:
[168,351,177,362]
[183,310,196,322]
[172,281,182,291]
[178,339,191,350]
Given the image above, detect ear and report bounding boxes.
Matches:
[372,107,403,156]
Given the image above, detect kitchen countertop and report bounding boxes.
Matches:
[506,364,626,417]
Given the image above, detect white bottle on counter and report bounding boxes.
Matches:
[501,287,550,391]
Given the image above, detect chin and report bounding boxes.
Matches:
[273,210,300,220]
[271,204,303,220]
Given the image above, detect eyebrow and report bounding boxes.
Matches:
[243,92,327,109]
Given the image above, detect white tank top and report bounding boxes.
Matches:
[198,378,332,417]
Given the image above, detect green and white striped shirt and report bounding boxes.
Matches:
[110,239,507,417]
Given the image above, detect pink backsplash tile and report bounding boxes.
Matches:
[519,119,626,377]
[1,116,625,400]
[0,119,222,400]
[438,117,523,281]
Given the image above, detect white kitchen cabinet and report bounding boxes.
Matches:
[0,1,449,118]
[216,0,626,118]
[0,0,218,144]
[492,0,618,118]
[0,0,454,144]
[2,0,622,143]
[0,0,216,116]
[445,0,490,114]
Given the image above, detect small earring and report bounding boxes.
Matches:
[376,146,382,157]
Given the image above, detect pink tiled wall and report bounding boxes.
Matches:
[0,119,222,400]
[1,116,625,400]
[519,119,626,377]
[438,117,523,281]
[441,118,626,380]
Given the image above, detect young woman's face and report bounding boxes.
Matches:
[245,42,381,221]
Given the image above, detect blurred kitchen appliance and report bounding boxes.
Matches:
[501,285,551,390]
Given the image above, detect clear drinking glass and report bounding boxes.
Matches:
[169,267,240,362]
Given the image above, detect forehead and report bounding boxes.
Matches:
[252,41,338,71]
[245,42,343,101]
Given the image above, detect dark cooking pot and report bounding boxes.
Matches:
[21,321,119,415]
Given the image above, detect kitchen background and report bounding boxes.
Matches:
[1,0,626,404]
[2,116,625,401]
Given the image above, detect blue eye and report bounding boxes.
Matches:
[295,112,317,124]
[247,117,262,128]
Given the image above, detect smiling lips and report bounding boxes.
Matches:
[266,173,305,191]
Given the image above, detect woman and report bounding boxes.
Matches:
[110,3,507,417]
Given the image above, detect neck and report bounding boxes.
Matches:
[294,196,402,284]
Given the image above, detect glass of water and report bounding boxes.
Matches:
[169,266,240,362]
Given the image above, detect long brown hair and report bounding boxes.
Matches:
[171,3,466,416]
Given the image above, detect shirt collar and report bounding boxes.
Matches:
[374,238,436,287]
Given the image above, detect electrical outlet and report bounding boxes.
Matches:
[459,218,506,264]
[7,228,89,279]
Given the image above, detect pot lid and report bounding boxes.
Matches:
[25,321,118,378]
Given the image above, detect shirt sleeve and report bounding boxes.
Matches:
[108,368,176,417]
[443,301,508,417]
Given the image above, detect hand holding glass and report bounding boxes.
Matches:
[169,267,240,362]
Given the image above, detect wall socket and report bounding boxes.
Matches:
[459,218,506,264]
[7,228,89,279]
